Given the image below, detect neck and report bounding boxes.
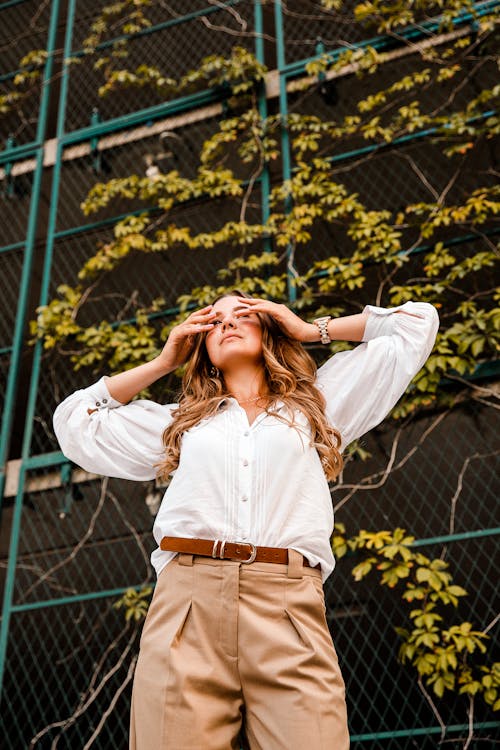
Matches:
[223,363,268,402]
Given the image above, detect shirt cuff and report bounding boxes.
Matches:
[361,301,425,342]
[85,376,124,411]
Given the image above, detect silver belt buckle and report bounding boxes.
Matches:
[238,542,257,564]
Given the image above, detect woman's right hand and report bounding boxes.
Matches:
[104,306,216,404]
[157,305,217,373]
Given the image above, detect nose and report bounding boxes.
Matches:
[221,313,237,331]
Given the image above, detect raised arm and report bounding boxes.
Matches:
[316,301,439,450]
[233,296,369,343]
[105,304,217,404]
[232,296,438,451]
[53,305,218,479]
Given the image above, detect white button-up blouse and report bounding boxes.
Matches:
[53,301,439,581]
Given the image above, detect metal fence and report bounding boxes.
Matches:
[0,1,499,748]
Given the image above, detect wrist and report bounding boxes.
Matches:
[304,322,323,343]
[151,355,174,378]
[312,316,332,344]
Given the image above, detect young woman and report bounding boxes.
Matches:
[53,292,439,750]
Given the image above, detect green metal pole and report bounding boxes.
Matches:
[0,0,70,697]
[254,0,271,238]
[274,1,296,303]
[0,0,62,505]
[351,720,500,742]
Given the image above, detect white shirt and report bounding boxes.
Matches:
[53,301,439,582]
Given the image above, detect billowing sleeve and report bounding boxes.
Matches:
[316,301,439,451]
[53,376,177,480]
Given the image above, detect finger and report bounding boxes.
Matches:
[176,322,214,337]
[234,307,261,317]
[184,303,213,316]
[190,322,215,331]
[234,297,274,312]
[235,296,260,304]
[185,309,216,324]
[234,301,269,315]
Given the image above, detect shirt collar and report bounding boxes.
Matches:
[217,396,286,411]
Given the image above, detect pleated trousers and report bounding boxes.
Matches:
[129,549,349,750]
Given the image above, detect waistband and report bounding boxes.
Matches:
[160,536,320,569]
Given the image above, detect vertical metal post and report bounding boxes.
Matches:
[2,136,16,197]
[0,0,62,507]
[273,0,296,303]
[254,0,271,241]
[90,107,102,172]
[0,0,71,694]
[22,0,76,460]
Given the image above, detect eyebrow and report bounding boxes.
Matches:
[213,304,251,318]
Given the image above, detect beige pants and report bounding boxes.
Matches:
[130,550,349,750]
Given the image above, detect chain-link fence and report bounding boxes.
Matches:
[1,1,499,748]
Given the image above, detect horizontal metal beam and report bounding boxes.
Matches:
[0,8,493,179]
[10,584,152,612]
[351,721,500,742]
[281,0,499,78]
[3,457,98,498]
[0,0,30,11]
[0,241,25,255]
[411,527,500,547]
[61,88,224,146]
[0,142,39,167]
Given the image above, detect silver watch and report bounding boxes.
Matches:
[313,316,332,344]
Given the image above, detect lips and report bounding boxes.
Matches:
[222,333,241,343]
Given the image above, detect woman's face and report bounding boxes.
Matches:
[205,296,264,371]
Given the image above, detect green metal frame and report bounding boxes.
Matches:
[0,0,62,692]
[0,0,62,502]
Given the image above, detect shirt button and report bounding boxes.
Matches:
[242,459,249,467]
[95,402,101,407]
[241,495,248,502]
[243,431,249,437]
[102,398,108,404]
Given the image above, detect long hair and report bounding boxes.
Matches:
[157,292,343,482]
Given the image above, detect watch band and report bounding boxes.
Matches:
[313,316,332,344]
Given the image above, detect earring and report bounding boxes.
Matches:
[210,366,220,378]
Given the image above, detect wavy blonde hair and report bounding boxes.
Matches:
[157,291,343,482]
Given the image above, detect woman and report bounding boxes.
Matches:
[53,292,439,750]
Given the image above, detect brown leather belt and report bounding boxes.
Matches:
[160,536,319,568]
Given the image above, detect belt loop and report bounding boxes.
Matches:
[287,549,304,579]
[178,553,194,566]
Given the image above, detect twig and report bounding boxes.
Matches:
[333,409,450,512]
[20,477,109,602]
[82,654,138,749]
[447,450,500,538]
[333,425,404,512]
[483,611,500,636]
[463,694,475,750]
[28,622,138,748]
[472,396,500,411]
[417,675,447,743]
[106,489,153,585]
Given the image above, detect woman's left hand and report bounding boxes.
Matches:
[235,297,318,342]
